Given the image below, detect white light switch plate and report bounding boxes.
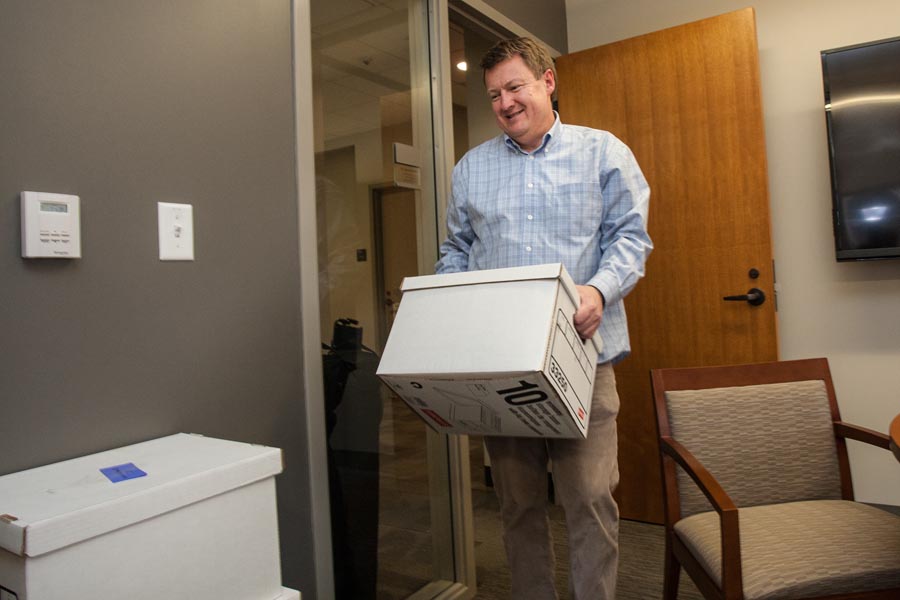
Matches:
[158,202,194,261]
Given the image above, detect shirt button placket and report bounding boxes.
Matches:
[525,152,536,258]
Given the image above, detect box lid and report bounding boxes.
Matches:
[0,433,282,557]
[399,263,601,355]
[379,264,601,377]
[402,263,570,294]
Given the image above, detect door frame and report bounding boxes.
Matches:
[371,185,393,353]
[291,2,334,599]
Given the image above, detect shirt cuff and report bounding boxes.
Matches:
[587,270,621,307]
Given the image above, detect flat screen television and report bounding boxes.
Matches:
[821,36,900,261]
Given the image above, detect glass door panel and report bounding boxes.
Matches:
[310,0,456,598]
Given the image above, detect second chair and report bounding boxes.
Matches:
[650,357,900,600]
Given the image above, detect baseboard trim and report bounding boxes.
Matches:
[869,502,900,516]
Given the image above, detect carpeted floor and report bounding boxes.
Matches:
[375,393,703,599]
[471,504,705,599]
[467,439,703,600]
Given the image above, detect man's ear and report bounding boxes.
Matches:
[543,69,556,96]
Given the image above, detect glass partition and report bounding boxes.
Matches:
[309,1,455,597]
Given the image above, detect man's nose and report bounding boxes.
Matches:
[497,90,515,110]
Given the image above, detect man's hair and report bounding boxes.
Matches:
[480,37,557,87]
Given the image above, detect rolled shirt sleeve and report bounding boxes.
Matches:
[586,141,652,308]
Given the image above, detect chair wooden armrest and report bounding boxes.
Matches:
[660,435,743,598]
[660,436,737,513]
[835,421,890,450]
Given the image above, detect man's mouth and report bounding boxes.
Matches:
[504,108,524,120]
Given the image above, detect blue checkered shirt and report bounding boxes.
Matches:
[436,114,652,365]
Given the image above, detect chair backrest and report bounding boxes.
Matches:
[653,358,846,518]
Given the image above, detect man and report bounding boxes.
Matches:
[435,37,652,599]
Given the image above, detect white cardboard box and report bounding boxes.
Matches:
[377,263,602,438]
[0,433,300,600]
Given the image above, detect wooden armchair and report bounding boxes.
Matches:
[650,358,900,600]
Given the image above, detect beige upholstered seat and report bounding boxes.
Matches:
[651,358,900,600]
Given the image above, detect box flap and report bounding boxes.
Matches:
[0,433,282,557]
[400,263,566,292]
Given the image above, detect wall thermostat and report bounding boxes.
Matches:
[21,191,82,258]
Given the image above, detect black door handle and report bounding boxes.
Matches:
[723,287,766,306]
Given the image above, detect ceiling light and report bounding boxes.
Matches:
[456,61,467,71]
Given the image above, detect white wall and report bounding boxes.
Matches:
[566,0,900,505]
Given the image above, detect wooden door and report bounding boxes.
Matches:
[556,8,778,523]
[374,186,419,351]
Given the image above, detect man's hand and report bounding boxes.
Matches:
[574,285,604,340]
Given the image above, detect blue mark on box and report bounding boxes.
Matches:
[100,463,147,483]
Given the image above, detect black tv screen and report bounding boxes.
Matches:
[822,36,900,261]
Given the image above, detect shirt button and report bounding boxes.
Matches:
[525,246,532,252]
[527,214,534,220]
[529,155,535,160]
[527,183,534,188]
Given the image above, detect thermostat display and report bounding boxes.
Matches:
[21,191,82,258]
[40,202,68,214]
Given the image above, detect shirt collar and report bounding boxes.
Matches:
[503,111,561,155]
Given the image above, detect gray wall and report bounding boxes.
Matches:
[484,0,568,53]
[0,0,316,593]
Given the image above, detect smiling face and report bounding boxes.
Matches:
[485,55,556,152]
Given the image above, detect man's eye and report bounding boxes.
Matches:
[509,85,522,93]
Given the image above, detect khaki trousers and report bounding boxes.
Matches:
[484,363,620,600]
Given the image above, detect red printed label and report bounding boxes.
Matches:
[422,408,452,427]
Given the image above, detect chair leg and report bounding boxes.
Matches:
[663,535,681,600]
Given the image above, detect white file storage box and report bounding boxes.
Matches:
[377,263,603,438]
[0,433,300,600]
